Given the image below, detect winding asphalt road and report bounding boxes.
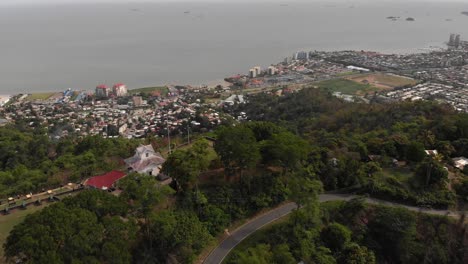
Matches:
[203,193,465,264]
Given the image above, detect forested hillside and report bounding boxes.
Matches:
[2,87,468,263]
[232,88,468,208]
[226,197,467,264]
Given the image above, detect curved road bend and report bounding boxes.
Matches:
[203,193,464,264]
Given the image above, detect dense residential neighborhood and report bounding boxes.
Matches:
[0,85,229,140]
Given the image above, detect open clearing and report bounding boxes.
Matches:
[129,86,169,96]
[316,79,378,95]
[26,92,57,100]
[346,73,418,90]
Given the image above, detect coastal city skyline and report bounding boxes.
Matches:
[0,0,466,93]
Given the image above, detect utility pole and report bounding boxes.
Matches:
[167,118,171,154]
[187,124,190,144]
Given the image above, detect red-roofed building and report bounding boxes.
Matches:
[84,171,126,190]
[95,84,109,98]
[112,83,128,97]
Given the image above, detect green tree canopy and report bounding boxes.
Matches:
[366,207,418,263]
[118,173,174,216]
[261,131,310,171]
[321,222,352,252]
[162,139,211,192]
[415,157,448,188]
[214,126,261,174]
[4,200,137,264]
[338,243,376,264]
[235,244,273,264]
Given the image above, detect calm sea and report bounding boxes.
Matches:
[0,1,467,94]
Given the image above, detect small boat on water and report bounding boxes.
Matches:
[184,11,190,14]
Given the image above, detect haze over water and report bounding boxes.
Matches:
[0,1,467,94]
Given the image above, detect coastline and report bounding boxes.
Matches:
[3,43,447,97]
[12,79,231,98]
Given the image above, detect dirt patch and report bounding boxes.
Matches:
[346,73,417,91]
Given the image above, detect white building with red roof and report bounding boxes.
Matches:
[112,83,128,97]
[95,84,109,98]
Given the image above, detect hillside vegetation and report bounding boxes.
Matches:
[2,87,468,263]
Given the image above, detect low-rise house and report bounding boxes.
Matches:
[453,157,468,170]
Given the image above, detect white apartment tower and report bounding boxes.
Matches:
[249,68,257,78]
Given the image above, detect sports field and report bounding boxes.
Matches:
[346,73,418,90]
[129,86,169,96]
[26,92,57,100]
[316,79,377,95]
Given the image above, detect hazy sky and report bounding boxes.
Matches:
[1,0,464,5]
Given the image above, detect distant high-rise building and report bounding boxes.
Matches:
[294,51,309,61]
[112,83,128,97]
[254,66,261,76]
[95,84,109,98]
[454,34,461,48]
[268,66,277,75]
[249,68,257,78]
[449,33,462,49]
[449,33,456,46]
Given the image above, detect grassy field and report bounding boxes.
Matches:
[26,92,56,100]
[346,73,418,90]
[316,79,377,95]
[378,168,413,181]
[375,167,414,189]
[129,86,169,96]
[335,71,357,77]
[0,204,48,259]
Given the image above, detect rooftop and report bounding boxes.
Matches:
[84,170,126,189]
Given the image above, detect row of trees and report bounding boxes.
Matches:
[0,125,139,198]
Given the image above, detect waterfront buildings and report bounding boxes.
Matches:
[95,85,109,98]
[96,83,127,97]
[249,68,257,78]
[294,51,309,61]
[254,66,261,76]
[112,83,128,97]
[268,66,277,75]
